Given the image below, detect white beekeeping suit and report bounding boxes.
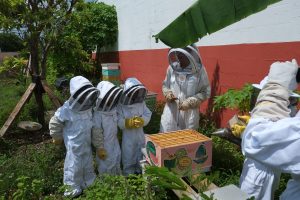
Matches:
[240,60,300,200]
[93,81,123,175]
[117,78,152,175]
[160,44,211,132]
[49,76,99,197]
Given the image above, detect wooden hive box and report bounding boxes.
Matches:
[145,129,212,177]
[101,63,121,84]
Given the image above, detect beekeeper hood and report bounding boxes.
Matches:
[95,81,123,111]
[120,78,147,105]
[168,44,202,74]
[68,76,99,112]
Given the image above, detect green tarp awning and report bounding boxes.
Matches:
[154,0,281,48]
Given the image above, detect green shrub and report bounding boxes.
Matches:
[0,33,24,52]
[0,144,65,198]
[77,174,167,200]
[0,78,58,129]
[12,176,43,200]
[0,79,26,127]
[213,84,253,114]
[144,101,165,134]
[198,112,217,136]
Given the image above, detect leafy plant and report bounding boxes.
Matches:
[198,112,217,136]
[211,137,244,183]
[12,176,43,200]
[0,144,65,198]
[0,32,24,52]
[46,1,118,82]
[145,166,186,191]
[0,79,26,127]
[47,34,93,81]
[199,191,216,200]
[213,84,253,113]
[0,56,28,85]
[181,194,193,200]
[77,174,167,200]
[144,100,165,134]
[72,2,118,77]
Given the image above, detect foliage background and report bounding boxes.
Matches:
[0,32,24,52]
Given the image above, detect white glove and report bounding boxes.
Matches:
[165,91,177,102]
[179,97,200,110]
[49,116,64,141]
[268,59,298,91]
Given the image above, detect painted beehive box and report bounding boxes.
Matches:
[145,129,212,176]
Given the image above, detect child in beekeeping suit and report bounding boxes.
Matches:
[49,76,99,197]
[117,77,152,175]
[92,81,123,175]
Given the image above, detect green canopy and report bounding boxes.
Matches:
[154,0,281,48]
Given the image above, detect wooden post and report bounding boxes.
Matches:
[41,80,62,109]
[0,83,36,137]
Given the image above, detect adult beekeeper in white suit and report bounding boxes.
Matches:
[93,81,123,175]
[49,76,100,197]
[240,59,300,200]
[117,78,152,175]
[160,44,211,132]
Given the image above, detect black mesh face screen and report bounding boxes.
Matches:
[99,86,117,108]
[80,91,98,111]
[109,89,122,109]
[121,85,141,105]
[69,88,99,111]
[73,85,93,99]
[296,68,300,83]
[77,91,86,104]
[98,87,122,111]
[130,88,146,104]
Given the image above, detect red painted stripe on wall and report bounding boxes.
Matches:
[97,41,300,127]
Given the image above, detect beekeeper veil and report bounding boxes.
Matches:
[68,76,99,112]
[168,44,202,74]
[120,78,147,105]
[95,81,123,111]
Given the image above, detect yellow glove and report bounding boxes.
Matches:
[133,116,144,128]
[97,148,107,160]
[231,124,246,138]
[238,115,250,124]
[52,138,63,145]
[125,117,135,129]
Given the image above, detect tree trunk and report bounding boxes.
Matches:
[95,46,102,80]
[33,76,45,126]
[29,34,39,76]
[29,34,45,125]
[40,43,50,80]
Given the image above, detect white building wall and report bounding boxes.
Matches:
[101,0,300,51]
[100,0,197,50]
